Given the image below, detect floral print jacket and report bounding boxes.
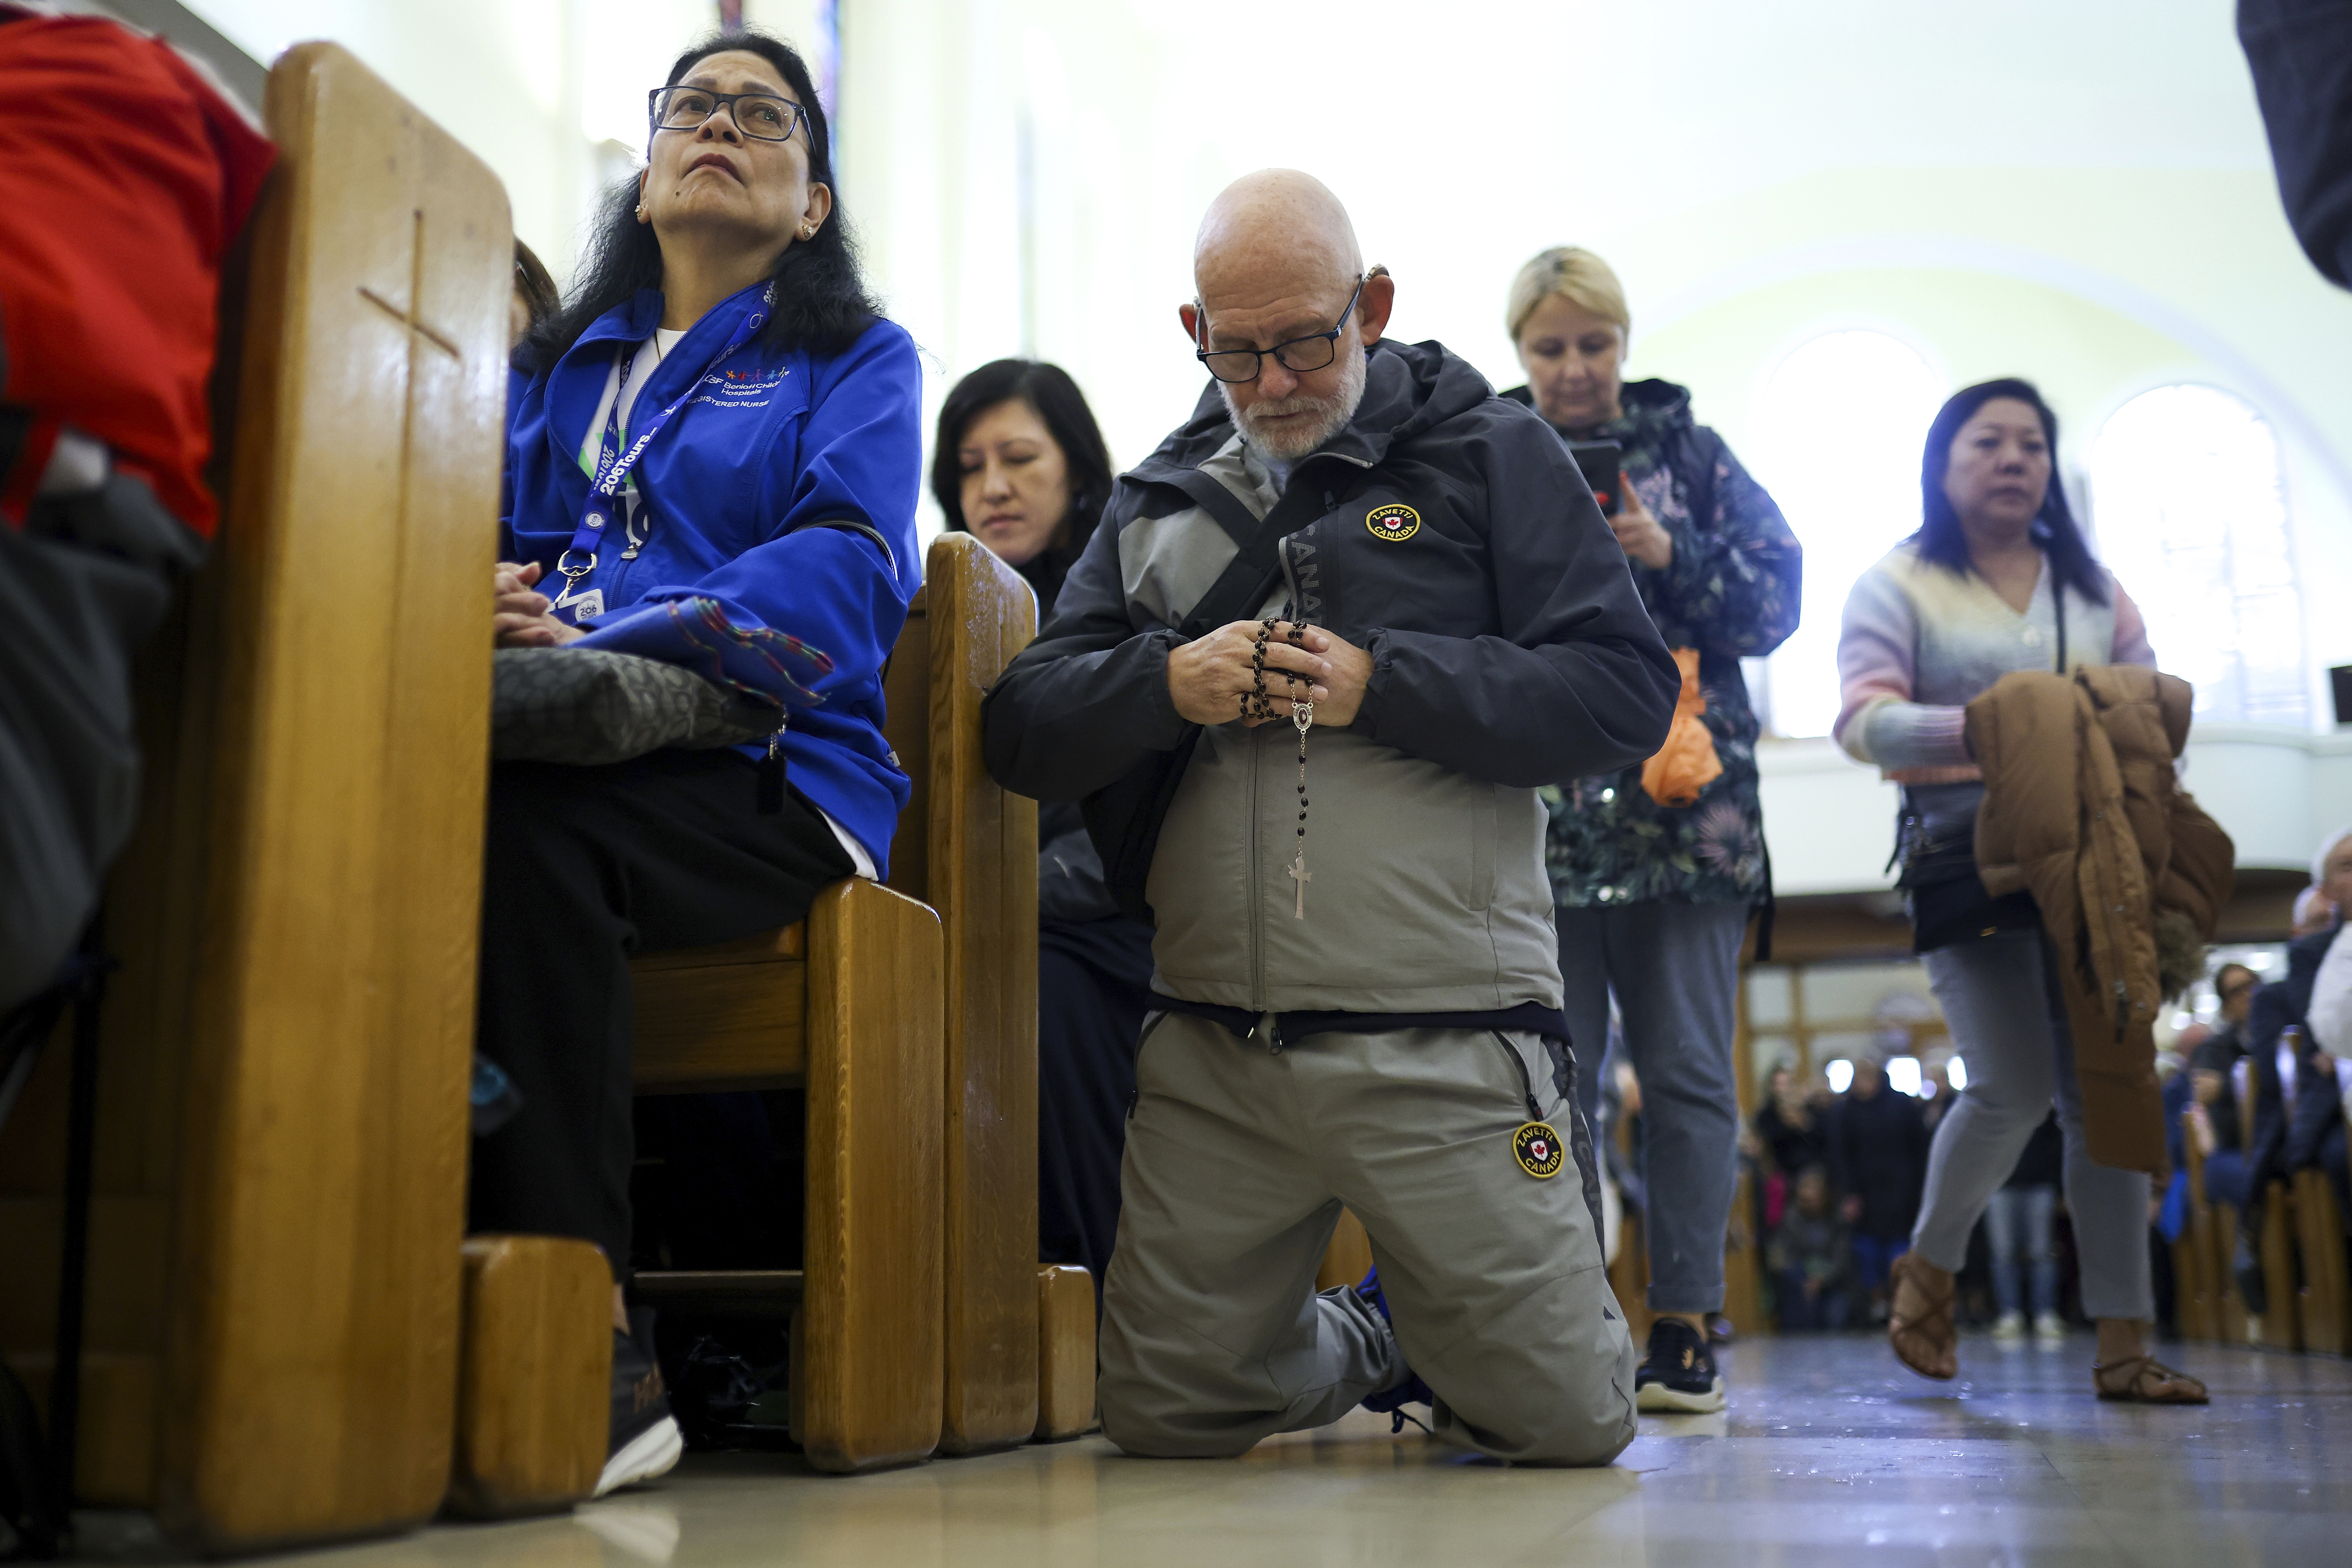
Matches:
[1502,378,1802,908]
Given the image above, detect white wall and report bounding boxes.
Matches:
[178,0,824,281]
[1760,731,2352,897]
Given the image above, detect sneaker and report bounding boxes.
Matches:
[599,1310,684,1497]
[1635,1317,1725,1414]
[2033,1312,2067,1343]
[1991,1310,2026,1341]
[1352,1267,1433,1428]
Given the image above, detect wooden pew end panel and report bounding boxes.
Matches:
[447,1238,612,1519]
[1034,1266,1097,1443]
[796,879,947,1474]
[2292,1169,2349,1357]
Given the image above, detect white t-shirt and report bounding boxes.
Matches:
[2309,924,2352,1057]
[579,328,686,472]
[578,329,876,881]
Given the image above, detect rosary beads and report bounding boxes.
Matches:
[1244,615,1314,918]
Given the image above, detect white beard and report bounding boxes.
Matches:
[1220,341,1368,462]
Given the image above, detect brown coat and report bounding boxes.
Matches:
[1965,666,2236,1174]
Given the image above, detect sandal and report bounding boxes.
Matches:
[1886,1252,1958,1381]
[2092,1355,2209,1404]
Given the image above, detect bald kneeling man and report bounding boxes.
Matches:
[982,171,1679,1465]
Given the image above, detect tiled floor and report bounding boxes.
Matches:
[100,1332,2352,1566]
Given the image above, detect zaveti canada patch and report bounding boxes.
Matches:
[1513,1121,1564,1180]
[1365,502,1420,542]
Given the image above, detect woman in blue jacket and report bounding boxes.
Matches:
[471,30,921,1494]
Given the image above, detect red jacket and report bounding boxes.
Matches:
[0,9,274,535]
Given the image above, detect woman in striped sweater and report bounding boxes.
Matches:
[1834,377,2205,1404]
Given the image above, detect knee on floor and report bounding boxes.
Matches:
[1439,1382,1637,1468]
[1423,1311,1639,1465]
[1096,1394,1258,1461]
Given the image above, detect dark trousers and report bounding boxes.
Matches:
[1775,1270,1850,1332]
[1851,1232,1910,1295]
[0,476,201,1009]
[468,751,852,1273]
[1555,900,1748,1314]
[1036,916,1156,1283]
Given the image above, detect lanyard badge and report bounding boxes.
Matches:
[551,286,774,624]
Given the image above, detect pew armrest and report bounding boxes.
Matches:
[447,1238,610,1519]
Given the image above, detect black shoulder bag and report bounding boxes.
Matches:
[1897,574,2063,954]
[1080,468,1353,923]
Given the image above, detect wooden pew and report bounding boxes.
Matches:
[887,534,1042,1455]
[0,43,506,1553]
[447,1238,611,1517]
[2293,1168,2350,1357]
[2212,1200,2252,1345]
[2230,1053,2301,1351]
[2174,1109,2220,1343]
[1314,1208,1375,1292]
[630,532,1036,1468]
[2252,1178,2303,1351]
[631,880,945,1475]
[1722,1167,1764,1336]
[1606,1111,1657,1340]
[1034,1265,1098,1441]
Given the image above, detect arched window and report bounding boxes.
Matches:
[1747,330,1947,739]
[2085,386,2306,726]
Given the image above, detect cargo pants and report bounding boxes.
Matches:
[1098,1013,1638,1465]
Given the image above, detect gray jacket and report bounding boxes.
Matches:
[981,338,1677,1014]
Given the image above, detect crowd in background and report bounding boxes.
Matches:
[1742,1057,2064,1336]
[1730,822,2352,1343]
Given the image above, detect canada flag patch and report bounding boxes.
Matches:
[1513,1121,1564,1180]
[1365,502,1420,542]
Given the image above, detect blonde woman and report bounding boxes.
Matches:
[1505,246,1802,1412]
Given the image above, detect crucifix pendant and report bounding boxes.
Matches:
[1288,851,1311,918]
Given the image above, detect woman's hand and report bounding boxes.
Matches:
[1167,620,1372,727]
[494,560,585,648]
[1609,472,1673,571]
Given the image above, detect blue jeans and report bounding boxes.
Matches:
[2203,1149,2251,1212]
[1851,1232,1909,1295]
[1982,1183,2059,1318]
[1556,900,1749,1315]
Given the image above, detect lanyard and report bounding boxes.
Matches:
[550,285,773,621]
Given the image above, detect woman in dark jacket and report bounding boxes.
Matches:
[478,30,922,1494]
[1502,245,1801,1414]
[932,359,1148,1286]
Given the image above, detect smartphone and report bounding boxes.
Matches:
[1567,439,1624,517]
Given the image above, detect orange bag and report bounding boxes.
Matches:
[1640,647,1722,807]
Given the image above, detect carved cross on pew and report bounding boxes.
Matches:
[356,210,463,526]
[357,210,461,361]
